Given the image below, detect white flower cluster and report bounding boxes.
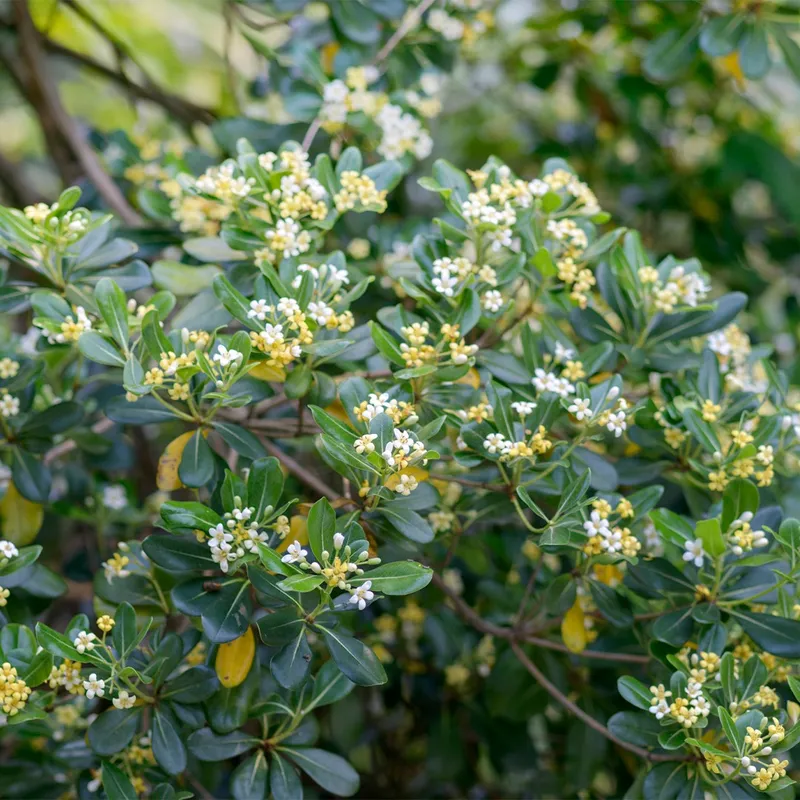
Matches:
[381,428,429,472]
[640,264,710,313]
[291,262,349,293]
[195,162,254,203]
[281,532,379,611]
[0,393,20,419]
[0,540,18,560]
[206,505,267,573]
[375,103,433,160]
[532,368,575,398]
[431,256,497,299]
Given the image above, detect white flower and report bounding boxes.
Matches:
[599,526,623,553]
[333,533,345,550]
[482,290,503,312]
[568,398,592,421]
[0,540,19,559]
[102,485,127,510]
[511,401,536,416]
[248,299,272,320]
[432,270,458,297]
[210,546,233,573]
[683,538,705,568]
[349,580,374,611]
[307,301,334,326]
[554,342,575,363]
[83,674,105,700]
[281,540,307,564]
[0,394,20,418]
[354,434,378,454]
[483,433,507,454]
[583,511,609,537]
[606,410,627,437]
[73,631,96,654]
[208,524,234,549]
[213,345,243,368]
[394,474,419,495]
[113,691,136,709]
[649,699,670,719]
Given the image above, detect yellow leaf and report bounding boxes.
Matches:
[384,466,429,491]
[321,41,340,74]
[589,371,614,385]
[276,516,308,553]
[215,626,255,688]
[156,430,195,491]
[250,362,286,382]
[717,51,745,88]
[561,599,587,654]
[323,399,352,425]
[456,368,481,390]
[0,481,43,546]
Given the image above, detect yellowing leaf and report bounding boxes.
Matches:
[276,516,308,552]
[456,368,481,390]
[321,41,340,74]
[250,362,286,382]
[0,481,43,546]
[215,626,255,688]
[323,399,352,425]
[589,371,614,385]
[717,51,745,88]
[384,466,429,491]
[156,430,195,491]
[561,599,587,654]
[592,564,623,587]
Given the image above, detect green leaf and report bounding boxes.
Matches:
[606,711,663,748]
[304,659,355,712]
[187,728,260,761]
[721,478,759,530]
[152,706,187,775]
[682,408,720,454]
[111,602,138,657]
[696,518,725,558]
[248,457,284,520]
[308,406,357,444]
[277,573,325,592]
[213,421,267,460]
[256,609,305,646]
[271,627,312,688]
[232,751,269,800]
[718,706,744,755]
[160,501,222,534]
[772,23,800,82]
[35,622,81,660]
[699,14,744,56]
[375,505,434,543]
[89,708,141,756]
[319,627,386,686]
[101,760,137,800]
[172,578,252,643]
[11,449,51,504]
[105,395,177,424]
[161,666,219,703]
[142,534,217,572]
[78,331,125,366]
[369,321,405,366]
[729,610,800,659]
[643,25,700,82]
[617,676,653,711]
[652,607,694,646]
[307,497,336,561]
[270,751,303,800]
[179,430,215,488]
[282,747,360,797]
[349,561,432,596]
[95,277,129,350]
[152,260,221,295]
[739,23,771,79]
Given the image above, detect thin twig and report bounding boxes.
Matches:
[44,417,115,466]
[429,473,507,492]
[260,438,355,505]
[13,3,142,225]
[301,0,435,152]
[371,0,437,65]
[510,642,683,763]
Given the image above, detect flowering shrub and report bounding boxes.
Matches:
[2,2,800,799]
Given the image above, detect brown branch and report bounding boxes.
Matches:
[44,417,115,466]
[12,3,142,225]
[40,38,215,127]
[429,472,507,492]
[301,0,436,152]
[511,642,684,763]
[259,438,353,504]
[371,0,437,65]
[430,573,650,665]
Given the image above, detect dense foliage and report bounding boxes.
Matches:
[2,1,800,798]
